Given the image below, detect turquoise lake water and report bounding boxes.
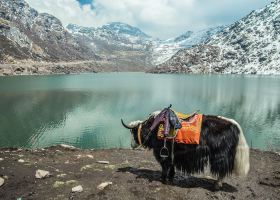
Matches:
[0,73,279,150]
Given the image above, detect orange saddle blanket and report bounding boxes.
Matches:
[157,113,203,144]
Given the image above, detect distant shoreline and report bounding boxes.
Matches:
[0,60,147,76]
[1,61,280,76]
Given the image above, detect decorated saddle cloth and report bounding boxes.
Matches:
[157,112,203,144]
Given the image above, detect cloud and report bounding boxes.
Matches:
[25,0,272,39]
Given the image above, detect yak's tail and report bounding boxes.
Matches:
[233,122,250,176]
[219,117,250,176]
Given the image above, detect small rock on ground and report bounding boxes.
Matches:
[53,181,65,188]
[86,155,93,158]
[35,170,50,179]
[0,177,4,187]
[97,161,109,164]
[97,182,112,190]
[72,185,83,193]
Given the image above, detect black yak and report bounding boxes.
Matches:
[121,111,250,189]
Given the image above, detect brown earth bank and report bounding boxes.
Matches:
[0,59,149,76]
[0,146,279,200]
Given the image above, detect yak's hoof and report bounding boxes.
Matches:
[161,178,174,185]
[214,182,223,190]
[168,178,174,184]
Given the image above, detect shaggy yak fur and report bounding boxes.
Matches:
[121,112,250,189]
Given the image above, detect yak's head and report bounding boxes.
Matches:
[121,111,160,149]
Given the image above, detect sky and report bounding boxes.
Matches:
[25,0,273,39]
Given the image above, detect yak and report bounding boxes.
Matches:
[121,111,250,189]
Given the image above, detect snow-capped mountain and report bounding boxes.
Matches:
[67,22,153,53]
[0,0,96,63]
[152,26,224,65]
[155,0,280,74]
[67,22,154,68]
[67,22,224,66]
[2,0,279,75]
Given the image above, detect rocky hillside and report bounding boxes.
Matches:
[0,0,97,64]
[152,26,224,65]
[67,22,153,68]
[0,0,236,71]
[155,0,280,74]
[67,22,153,52]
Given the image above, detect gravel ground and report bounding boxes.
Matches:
[0,146,279,200]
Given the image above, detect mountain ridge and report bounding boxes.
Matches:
[1,0,279,75]
[154,0,280,74]
[0,0,97,63]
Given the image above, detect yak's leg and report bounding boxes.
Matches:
[167,165,175,183]
[160,161,169,183]
[160,160,174,184]
[214,176,223,190]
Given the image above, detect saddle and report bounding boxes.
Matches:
[157,110,202,145]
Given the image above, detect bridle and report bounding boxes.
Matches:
[135,119,154,147]
[137,123,143,146]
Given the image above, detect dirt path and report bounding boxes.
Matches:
[0,146,279,200]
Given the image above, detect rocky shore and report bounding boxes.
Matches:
[0,59,147,76]
[0,145,279,200]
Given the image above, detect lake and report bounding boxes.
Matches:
[0,73,279,151]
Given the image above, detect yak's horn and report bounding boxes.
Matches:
[121,119,134,129]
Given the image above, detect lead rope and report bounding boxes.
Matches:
[171,137,174,165]
[137,123,143,146]
[171,129,178,165]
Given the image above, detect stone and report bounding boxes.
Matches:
[105,165,115,170]
[80,164,93,171]
[0,177,4,187]
[0,158,3,161]
[57,173,67,178]
[59,144,77,150]
[18,159,25,163]
[97,182,112,190]
[86,155,93,159]
[76,155,82,159]
[35,170,50,179]
[97,161,109,164]
[72,185,83,193]
[53,181,65,188]
[66,180,77,185]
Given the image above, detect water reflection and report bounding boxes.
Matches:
[0,73,279,150]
